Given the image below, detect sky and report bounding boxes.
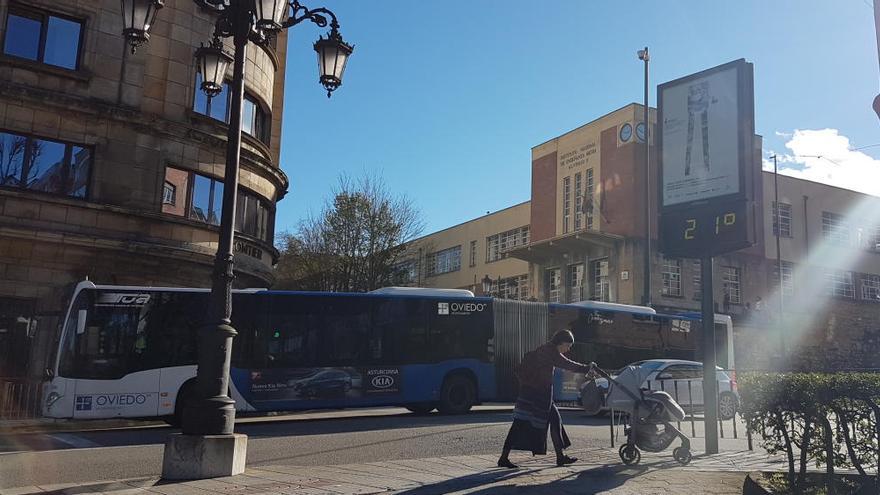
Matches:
[275,0,880,239]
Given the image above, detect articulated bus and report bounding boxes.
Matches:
[42,281,734,421]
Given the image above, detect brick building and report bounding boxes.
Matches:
[0,0,289,378]
[404,104,880,370]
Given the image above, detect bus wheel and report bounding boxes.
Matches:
[437,375,476,415]
[405,404,436,415]
[167,381,197,428]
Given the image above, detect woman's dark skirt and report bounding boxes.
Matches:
[504,404,571,455]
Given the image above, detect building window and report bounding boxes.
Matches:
[562,176,571,234]
[486,226,529,263]
[826,269,855,298]
[3,5,83,70]
[693,260,702,300]
[591,258,610,302]
[161,167,273,242]
[469,240,477,267]
[190,173,223,226]
[491,274,529,300]
[822,211,850,246]
[193,74,270,144]
[426,246,461,276]
[586,168,595,230]
[721,266,741,304]
[396,260,417,284]
[0,130,90,198]
[772,202,792,237]
[568,264,585,302]
[547,268,562,303]
[162,181,176,205]
[241,95,270,144]
[858,225,880,252]
[194,73,230,121]
[236,189,272,242]
[661,257,682,297]
[574,172,583,231]
[772,260,794,297]
[862,274,880,302]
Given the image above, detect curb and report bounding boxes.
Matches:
[0,419,166,434]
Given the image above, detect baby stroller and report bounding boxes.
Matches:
[596,366,692,465]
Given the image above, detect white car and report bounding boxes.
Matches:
[580,359,740,420]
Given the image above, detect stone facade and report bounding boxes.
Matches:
[0,0,289,378]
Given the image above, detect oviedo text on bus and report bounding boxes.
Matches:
[42,280,735,423]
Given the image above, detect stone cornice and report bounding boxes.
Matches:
[0,80,290,197]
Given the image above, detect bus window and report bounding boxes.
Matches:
[318,297,372,367]
[373,298,428,365]
[426,299,492,362]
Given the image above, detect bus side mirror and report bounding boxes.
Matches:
[76,309,87,335]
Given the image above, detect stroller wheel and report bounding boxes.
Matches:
[673,447,692,465]
[619,444,641,465]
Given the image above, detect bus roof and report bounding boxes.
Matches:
[74,281,487,301]
[369,287,475,297]
[671,311,733,324]
[567,300,657,315]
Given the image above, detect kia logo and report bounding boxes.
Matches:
[371,375,394,388]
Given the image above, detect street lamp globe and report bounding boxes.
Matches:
[120,0,164,52]
[195,39,234,97]
[253,0,288,32]
[481,275,492,295]
[314,29,353,97]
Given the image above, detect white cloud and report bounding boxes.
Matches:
[764,129,880,197]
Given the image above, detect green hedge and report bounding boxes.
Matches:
[740,372,880,493]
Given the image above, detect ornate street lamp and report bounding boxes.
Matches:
[194,37,233,97]
[118,0,353,480]
[253,0,288,31]
[482,275,492,296]
[120,0,164,53]
[314,26,353,97]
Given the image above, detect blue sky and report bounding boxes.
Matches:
[275,0,879,237]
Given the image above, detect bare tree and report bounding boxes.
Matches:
[0,135,26,186]
[274,172,424,292]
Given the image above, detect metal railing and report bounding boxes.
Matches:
[0,379,44,420]
[606,371,745,448]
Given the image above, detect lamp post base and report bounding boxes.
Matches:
[161,433,248,480]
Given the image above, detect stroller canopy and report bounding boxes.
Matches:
[606,365,655,413]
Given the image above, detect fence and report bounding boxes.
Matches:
[0,379,44,420]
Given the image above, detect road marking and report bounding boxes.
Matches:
[48,433,100,448]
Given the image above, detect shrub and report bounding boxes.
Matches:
[739,372,880,493]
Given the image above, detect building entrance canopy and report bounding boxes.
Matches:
[507,230,622,264]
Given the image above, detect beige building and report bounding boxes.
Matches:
[405,103,880,369]
[0,0,288,378]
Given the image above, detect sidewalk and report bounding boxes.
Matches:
[0,447,787,495]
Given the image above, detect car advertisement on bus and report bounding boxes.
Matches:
[248,366,402,402]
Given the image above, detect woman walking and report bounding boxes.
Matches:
[497,329,596,469]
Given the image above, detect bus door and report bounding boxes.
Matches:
[59,290,162,419]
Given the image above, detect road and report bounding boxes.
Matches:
[0,406,750,489]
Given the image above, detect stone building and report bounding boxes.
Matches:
[405,103,880,370]
[0,0,289,378]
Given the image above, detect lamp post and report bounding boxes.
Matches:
[482,275,493,297]
[119,0,352,478]
[637,47,651,307]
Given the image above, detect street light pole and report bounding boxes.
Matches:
[183,1,250,437]
[638,47,651,307]
[119,0,353,478]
